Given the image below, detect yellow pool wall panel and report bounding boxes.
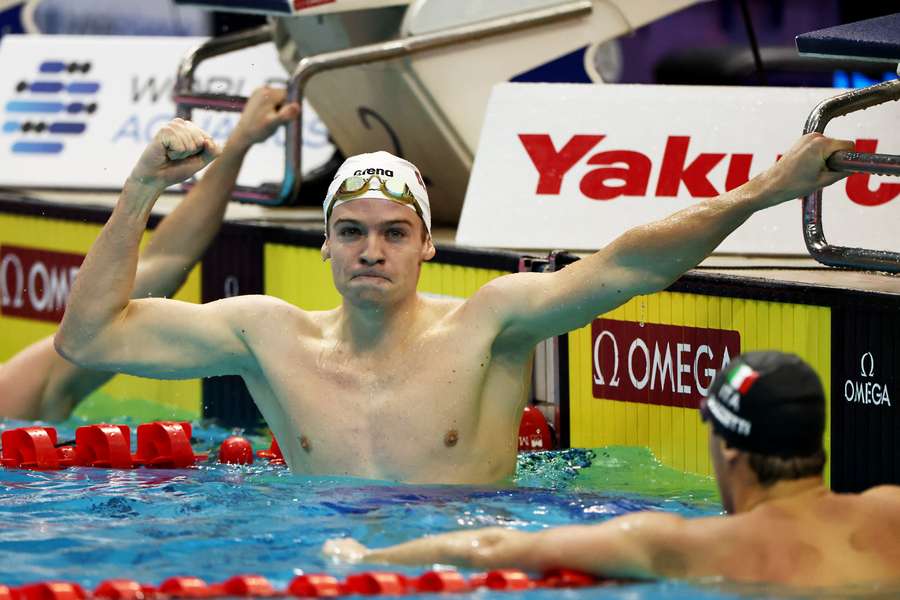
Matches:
[0,214,202,417]
[568,291,831,478]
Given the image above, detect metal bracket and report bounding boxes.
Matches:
[802,77,900,272]
[173,0,593,206]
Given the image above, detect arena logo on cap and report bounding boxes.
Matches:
[353,168,394,177]
[591,318,740,408]
[3,60,99,155]
[519,134,899,207]
[0,245,84,323]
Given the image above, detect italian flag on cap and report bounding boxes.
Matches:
[728,363,760,394]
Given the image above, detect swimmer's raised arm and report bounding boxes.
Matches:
[474,133,854,352]
[324,512,725,581]
[55,120,254,379]
[0,89,300,420]
[133,88,299,298]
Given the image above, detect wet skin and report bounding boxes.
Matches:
[238,199,533,483]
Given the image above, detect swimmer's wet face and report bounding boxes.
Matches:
[324,198,435,306]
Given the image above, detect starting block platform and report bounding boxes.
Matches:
[796,12,900,63]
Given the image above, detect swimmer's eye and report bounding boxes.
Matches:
[386,228,408,241]
[337,226,363,238]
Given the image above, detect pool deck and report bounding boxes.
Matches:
[5,188,899,296]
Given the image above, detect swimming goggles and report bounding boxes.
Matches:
[328,175,423,220]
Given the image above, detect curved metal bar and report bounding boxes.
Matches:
[175,1,593,205]
[283,0,592,204]
[174,24,273,119]
[802,77,900,272]
[826,150,900,177]
[173,26,282,203]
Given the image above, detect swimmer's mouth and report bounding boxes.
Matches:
[352,270,391,281]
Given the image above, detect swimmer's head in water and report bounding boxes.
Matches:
[323,151,431,237]
[701,351,825,459]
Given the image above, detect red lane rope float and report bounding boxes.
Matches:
[254,438,284,466]
[0,569,615,599]
[0,423,207,471]
[2,404,553,471]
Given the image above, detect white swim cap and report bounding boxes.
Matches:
[323,151,431,236]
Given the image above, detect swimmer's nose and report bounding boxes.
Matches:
[359,233,385,265]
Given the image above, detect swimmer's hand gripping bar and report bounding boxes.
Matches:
[173,1,593,206]
[802,77,900,272]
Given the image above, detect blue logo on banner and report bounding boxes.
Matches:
[3,60,99,154]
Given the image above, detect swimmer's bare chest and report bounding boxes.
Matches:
[241,308,531,483]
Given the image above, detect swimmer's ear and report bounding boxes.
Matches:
[421,235,436,261]
[321,239,331,262]
[721,442,741,468]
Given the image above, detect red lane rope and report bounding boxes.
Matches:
[0,423,208,470]
[0,568,617,599]
[1,407,554,471]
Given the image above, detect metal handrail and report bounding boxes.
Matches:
[174,0,593,205]
[802,77,900,272]
[175,25,273,115]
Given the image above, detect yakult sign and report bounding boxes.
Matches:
[458,83,900,254]
[592,318,740,408]
[0,245,83,323]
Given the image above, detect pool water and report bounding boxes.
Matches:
[0,420,885,599]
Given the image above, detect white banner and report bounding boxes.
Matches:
[0,35,334,190]
[458,83,900,255]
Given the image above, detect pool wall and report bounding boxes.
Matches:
[0,193,896,492]
[0,199,202,418]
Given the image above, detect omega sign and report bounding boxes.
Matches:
[844,351,891,407]
[592,318,740,408]
[0,245,84,323]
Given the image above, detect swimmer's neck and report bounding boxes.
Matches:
[732,475,828,514]
[337,294,422,349]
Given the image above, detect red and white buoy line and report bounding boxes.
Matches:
[1,568,626,600]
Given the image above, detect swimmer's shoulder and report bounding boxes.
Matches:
[214,294,318,333]
[860,484,900,508]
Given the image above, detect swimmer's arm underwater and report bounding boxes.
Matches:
[324,512,722,581]
[55,120,255,379]
[474,133,854,351]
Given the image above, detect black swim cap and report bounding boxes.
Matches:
[700,351,825,458]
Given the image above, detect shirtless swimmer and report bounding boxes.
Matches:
[56,119,853,484]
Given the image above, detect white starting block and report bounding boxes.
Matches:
[172,0,704,221]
